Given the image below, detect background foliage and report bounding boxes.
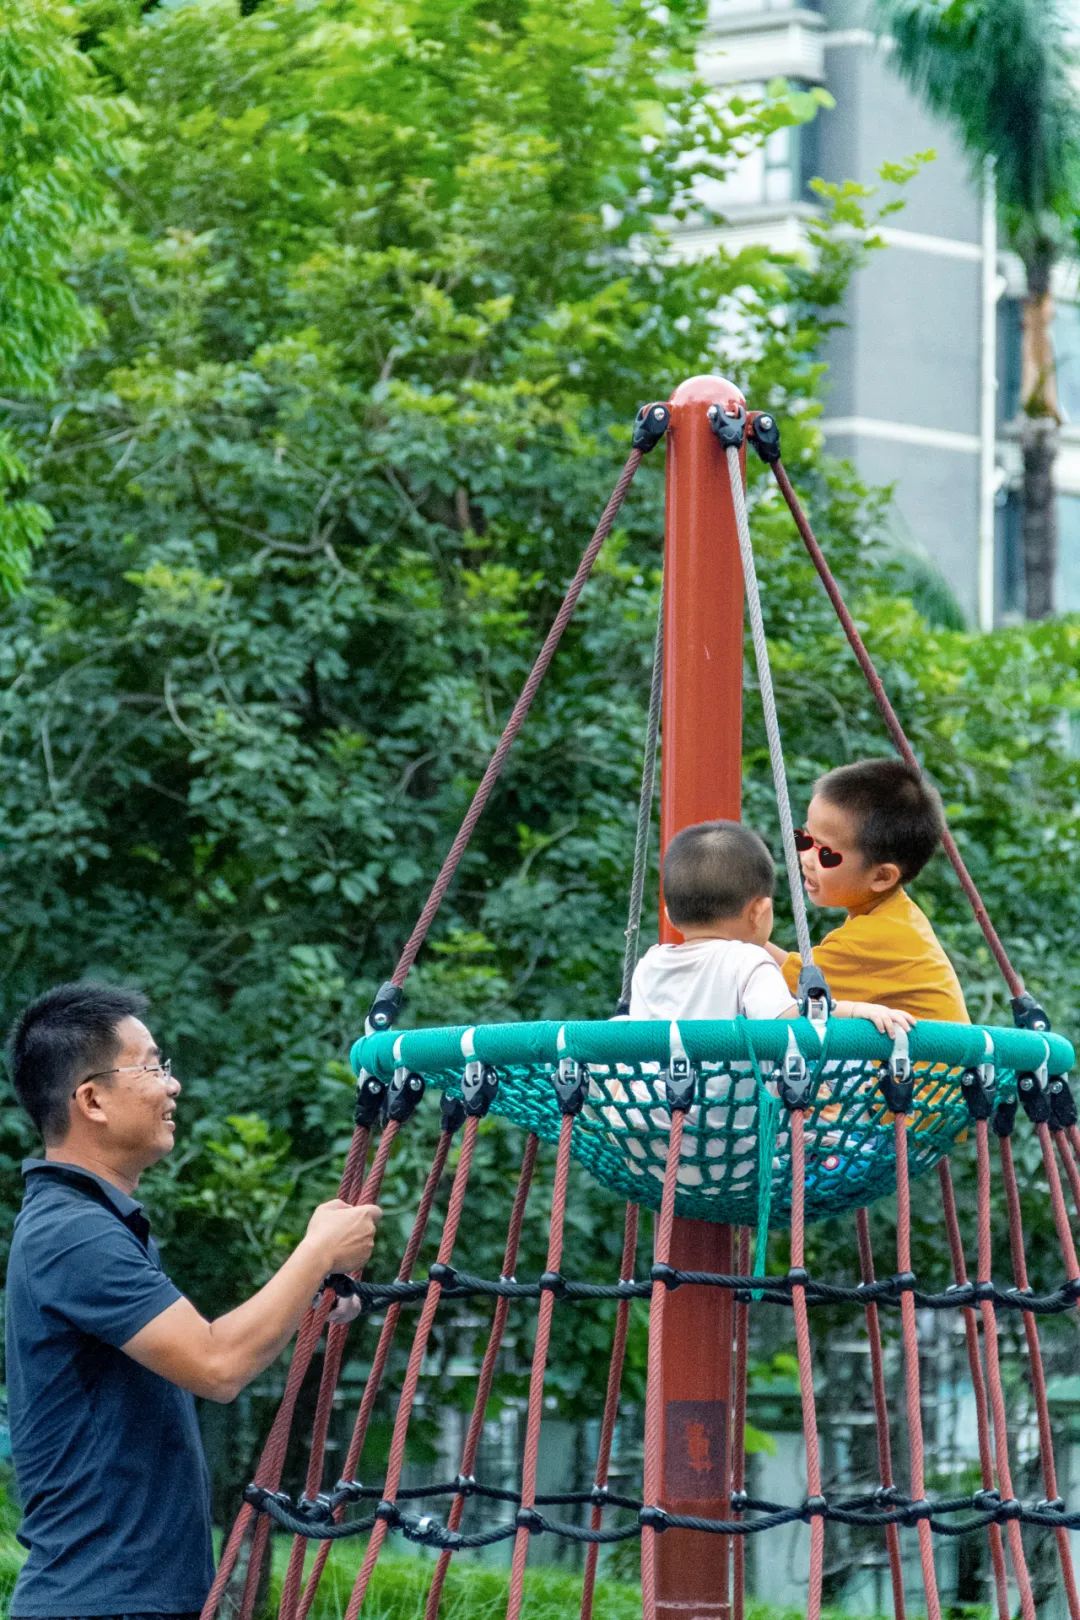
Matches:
[0,0,1078,1566]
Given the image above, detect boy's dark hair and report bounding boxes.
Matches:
[815,758,944,881]
[663,820,775,928]
[7,982,149,1144]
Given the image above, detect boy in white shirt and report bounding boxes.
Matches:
[630,819,913,1036]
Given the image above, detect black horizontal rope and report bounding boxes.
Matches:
[346,1268,1080,1316]
[244,1480,1080,1546]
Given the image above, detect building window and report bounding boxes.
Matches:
[709,0,821,15]
[994,488,1024,619]
[996,295,1080,425]
[1056,300,1080,425]
[1060,493,1080,613]
[700,82,821,212]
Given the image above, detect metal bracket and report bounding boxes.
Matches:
[632,401,672,453]
[779,1027,813,1110]
[878,1029,913,1115]
[1017,1057,1051,1126]
[385,1065,426,1123]
[553,1054,589,1117]
[366,980,404,1033]
[796,963,833,1028]
[706,398,747,450]
[748,410,782,465]
[461,1058,499,1117]
[1011,991,1051,1033]
[354,1071,388,1127]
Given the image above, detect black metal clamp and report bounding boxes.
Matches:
[748,410,782,465]
[706,398,747,451]
[663,1054,697,1113]
[778,1028,813,1110]
[878,1031,914,1115]
[797,963,833,1028]
[633,402,671,453]
[553,1053,589,1116]
[1011,991,1051,1033]
[367,980,405,1032]
[354,1071,388,1127]
[461,1058,499,1117]
[385,1065,426,1123]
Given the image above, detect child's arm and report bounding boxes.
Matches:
[834,1000,916,1038]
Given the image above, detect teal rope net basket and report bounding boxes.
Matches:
[353,1018,1075,1227]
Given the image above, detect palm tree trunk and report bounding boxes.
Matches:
[1020,240,1061,619]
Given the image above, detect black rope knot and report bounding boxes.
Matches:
[995,1497,1022,1522]
[802,1495,828,1520]
[515,1507,545,1534]
[902,1498,933,1524]
[539,1270,568,1298]
[650,1261,683,1292]
[639,1505,670,1533]
[375,1499,400,1525]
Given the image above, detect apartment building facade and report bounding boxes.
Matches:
[696,0,1080,626]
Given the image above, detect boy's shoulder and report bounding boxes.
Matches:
[829,887,944,950]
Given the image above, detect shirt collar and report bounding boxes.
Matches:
[22,1158,146,1223]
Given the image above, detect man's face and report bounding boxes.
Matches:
[79,1016,181,1168]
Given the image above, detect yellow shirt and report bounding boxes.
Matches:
[781,886,969,1024]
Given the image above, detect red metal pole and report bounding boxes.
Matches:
[652,374,745,1619]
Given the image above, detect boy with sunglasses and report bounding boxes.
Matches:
[768,758,968,1023]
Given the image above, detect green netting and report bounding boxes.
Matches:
[351,1019,1074,1227]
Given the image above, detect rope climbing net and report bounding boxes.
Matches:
[200,392,1077,1620]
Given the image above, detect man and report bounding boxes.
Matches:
[5,982,381,1620]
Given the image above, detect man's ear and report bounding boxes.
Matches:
[72,1081,111,1128]
[869,862,902,893]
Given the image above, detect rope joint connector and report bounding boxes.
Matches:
[440,1094,468,1135]
[639,1504,671,1533]
[1017,1062,1051,1125]
[539,1270,569,1298]
[632,402,671,454]
[515,1506,545,1534]
[386,1066,426,1123]
[779,1029,812,1109]
[650,1261,684,1292]
[296,1492,333,1523]
[902,1497,933,1524]
[796,964,833,1028]
[1011,991,1051,1033]
[354,1071,388,1128]
[375,1499,400,1524]
[960,1062,996,1121]
[455,1473,477,1497]
[367,980,404,1033]
[1049,1076,1078,1130]
[992,1095,1018,1138]
[802,1494,828,1520]
[461,1059,499,1117]
[878,1030,913,1114]
[553,1055,589,1116]
[706,398,747,451]
[662,1054,697,1113]
[748,410,782,465]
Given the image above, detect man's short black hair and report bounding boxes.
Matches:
[663,820,775,928]
[815,758,944,881]
[7,982,149,1145]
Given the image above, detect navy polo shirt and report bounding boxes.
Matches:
[5,1160,215,1617]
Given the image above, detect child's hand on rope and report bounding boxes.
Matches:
[835,1000,916,1038]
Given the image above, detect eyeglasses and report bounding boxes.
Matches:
[794,828,843,868]
[72,1057,173,1098]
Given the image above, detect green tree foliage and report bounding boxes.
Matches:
[0,0,126,591]
[0,0,1077,1463]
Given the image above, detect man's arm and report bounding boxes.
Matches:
[122,1198,380,1403]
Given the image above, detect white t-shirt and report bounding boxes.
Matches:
[628,938,795,1022]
